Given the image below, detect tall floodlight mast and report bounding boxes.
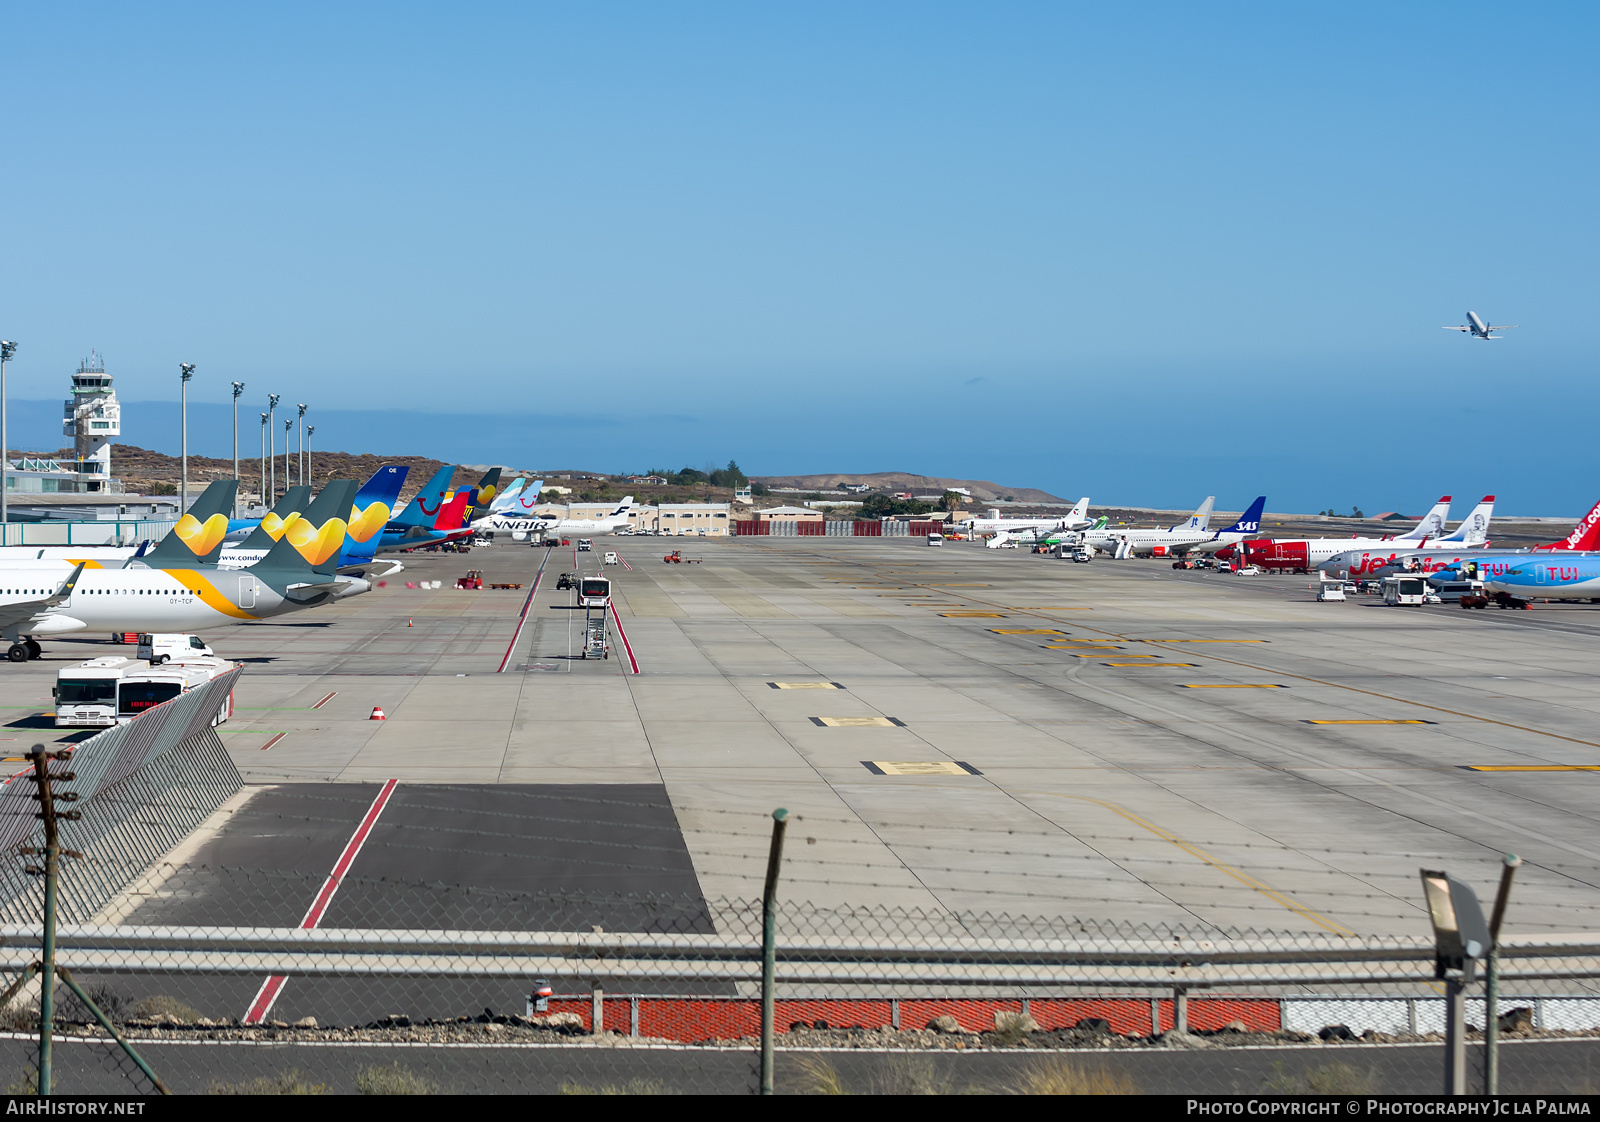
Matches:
[0,340,15,532]
[178,364,196,511]
[231,382,245,517]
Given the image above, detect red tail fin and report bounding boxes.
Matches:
[1541,498,1600,551]
[432,491,471,531]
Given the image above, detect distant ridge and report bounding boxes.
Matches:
[752,471,1066,505]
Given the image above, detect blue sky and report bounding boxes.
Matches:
[2,3,1596,513]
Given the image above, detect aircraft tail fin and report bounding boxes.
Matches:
[340,465,409,566]
[1544,498,1600,551]
[145,481,238,567]
[466,468,503,523]
[1068,497,1090,522]
[489,477,526,512]
[1179,497,1215,531]
[238,486,312,551]
[1435,495,1494,545]
[1395,496,1452,542]
[1217,496,1266,536]
[432,491,472,531]
[392,466,457,529]
[252,480,361,577]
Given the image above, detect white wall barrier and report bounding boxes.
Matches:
[0,520,177,547]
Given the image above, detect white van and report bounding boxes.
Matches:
[577,539,593,552]
[603,551,619,565]
[137,633,215,665]
[927,533,944,547]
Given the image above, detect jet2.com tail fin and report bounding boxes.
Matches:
[252,480,362,577]
[341,465,410,566]
[392,466,457,529]
[238,486,312,552]
[1544,498,1600,551]
[1435,495,1494,545]
[1395,496,1452,542]
[1218,496,1266,536]
[144,481,238,567]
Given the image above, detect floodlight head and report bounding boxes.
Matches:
[260,413,268,424]
[284,418,292,430]
[306,425,315,436]
[232,381,245,397]
[0,341,16,362]
[179,362,196,381]
[297,403,307,416]
[269,394,280,409]
[1421,868,1492,980]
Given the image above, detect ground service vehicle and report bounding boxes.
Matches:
[927,534,944,547]
[56,654,233,728]
[579,576,611,609]
[1316,581,1346,602]
[555,573,576,591]
[119,656,234,726]
[456,570,484,590]
[137,634,215,665]
[603,552,619,565]
[1383,574,1428,606]
[664,551,682,563]
[577,539,592,551]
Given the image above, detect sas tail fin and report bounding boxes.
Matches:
[392,466,457,529]
[1179,497,1215,531]
[144,481,238,567]
[239,486,312,551]
[1435,495,1494,545]
[1218,496,1266,536]
[340,465,409,566]
[1395,496,1452,542]
[1543,498,1600,551]
[252,480,361,577]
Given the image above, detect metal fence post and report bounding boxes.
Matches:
[760,807,789,1096]
[1173,987,1188,1034]
[1485,854,1521,1096]
[590,981,603,1035]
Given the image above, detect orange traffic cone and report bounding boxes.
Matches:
[370,706,386,721]
[407,619,413,627]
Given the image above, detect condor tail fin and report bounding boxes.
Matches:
[144,481,238,567]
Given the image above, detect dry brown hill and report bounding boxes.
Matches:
[751,471,1067,504]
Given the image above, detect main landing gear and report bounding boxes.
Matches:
[7,640,41,663]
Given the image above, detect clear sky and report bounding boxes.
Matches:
[2,3,1596,513]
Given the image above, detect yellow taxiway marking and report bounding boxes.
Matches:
[1034,794,1355,936]
[988,628,1066,635]
[811,716,904,728]
[770,682,844,690]
[1463,765,1600,772]
[1009,606,1091,610]
[939,611,1007,617]
[1178,683,1287,688]
[1106,662,1198,668]
[1132,639,1269,643]
[864,760,981,776]
[1305,719,1434,725]
[1047,645,1120,650]
[929,584,992,588]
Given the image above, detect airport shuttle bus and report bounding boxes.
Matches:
[578,577,611,609]
[55,655,235,729]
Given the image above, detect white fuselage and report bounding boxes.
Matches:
[474,514,630,537]
[1081,526,1245,557]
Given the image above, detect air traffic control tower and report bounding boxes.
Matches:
[60,350,120,491]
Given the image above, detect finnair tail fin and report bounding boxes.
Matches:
[1435,495,1493,546]
[1217,496,1266,536]
[340,465,409,565]
[392,466,456,529]
[1543,498,1600,551]
[145,481,238,567]
[1178,497,1215,531]
[1395,496,1452,542]
[602,496,636,525]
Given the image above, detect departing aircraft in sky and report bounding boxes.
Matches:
[1444,311,1517,340]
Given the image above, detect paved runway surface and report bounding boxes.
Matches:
[8,536,1600,937]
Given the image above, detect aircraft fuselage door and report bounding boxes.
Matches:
[238,574,258,608]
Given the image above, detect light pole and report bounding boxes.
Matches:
[283,417,291,494]
[1421,869,1492,1096]
[231,381,245,517]
[0,340,15,532]
[267,394,280,502]
[259,413,268,509]
[179,364,196,511]
[305,425,315,483]
[296,404,307,486]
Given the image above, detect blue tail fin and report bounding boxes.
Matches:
[1218,496,1266,535]
[340,465,409,566]
[391,466,457,529]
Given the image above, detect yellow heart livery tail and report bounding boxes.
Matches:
[253,480,361,579]
[145,480,238,566]
[239,485,312,551]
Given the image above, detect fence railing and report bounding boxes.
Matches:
[0,520,177,547]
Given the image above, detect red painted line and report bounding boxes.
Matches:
[310,691,337,710]
[615,551,633,571]
[242,778,399,1024]
[609,602,640,674]
[259,733,287,752]
[496,551,549,673]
